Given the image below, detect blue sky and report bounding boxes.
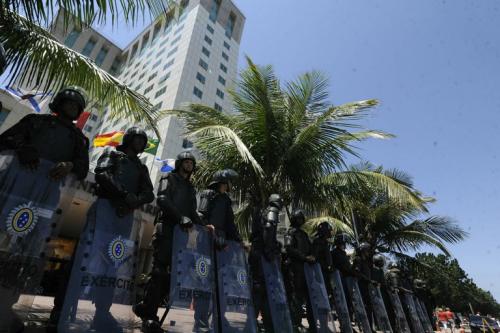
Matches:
[61,0,500,300]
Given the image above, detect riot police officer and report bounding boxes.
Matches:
[133,150,202,332]
[249,194,284,332]
[352,242,375,330]
[312,222,334,301]
[0,86,89,332]
[284,209,316,331]
[331,233,356,308]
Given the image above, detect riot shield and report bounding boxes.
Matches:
[401,292,424,333]
[345,276,372,333]
[387,289,411,333]
[57,199,140,332]
[303,262,336,332]
[165,224,217,333]
[0,154,61,331]
[216,240,257,332]
[413,295,433,333]
[261,256,293,332]
[329,270,353,333]
[368,283,393,333]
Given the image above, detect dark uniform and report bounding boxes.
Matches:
[331,234,356,314]
[312,222,334,302]
[285,210,315,330]
[134,151,202,331]
[352,243,374,329]
[249,194,283,332]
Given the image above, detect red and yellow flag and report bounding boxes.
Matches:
[93,131,124,147]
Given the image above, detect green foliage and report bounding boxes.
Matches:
[405,253,500,316]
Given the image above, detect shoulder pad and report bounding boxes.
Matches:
[266,209,279,224]
[284,234,293,247]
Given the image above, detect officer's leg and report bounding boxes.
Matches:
[193,291,211,331]
[359,282,373,330]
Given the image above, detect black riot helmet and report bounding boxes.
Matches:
[119,127,148,152]
[387,262,400,272]
[0,42,6,75]
[413,279,425,289]
[357,242,371,253]
[208,169,238,189]
[49,86,87,115]
[317,221,333,238]
[174,150,196,172]
[334,233,349,246]
[373,254,386,268]
[268,193,283,210]
[290,209,306,227]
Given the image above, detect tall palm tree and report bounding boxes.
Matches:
[0,0,180,136]
[166,57,427,237]
[336,164,467,257]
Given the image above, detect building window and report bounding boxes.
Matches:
[196,72,206,84]
[153,59,162,68]
[207,24,214,34]
[164,59,175,69]
[95,46,109,66]
[202,46,210,57]
[174,25,184,35]
[148,73,157,82]
[182,138,193,148]
[84,125,93,132]
[193,86,203,99]
[90,114,98,121]
[141,32,150,52]
[110,56,123,76]
[153,102,163,111]
[223,41,230,50]
[167,46,178,57]
[135,83,142,90]
[222,51,229,61]
[199,58,208,70]
[81,37,97,56]
[159,72,171,84]
[204,35,212,45]
[225,13,236,38]
[171,35,182,46]
[155,86,167,98]
[138,72,145,80]
[146,50,154,58]
[218,75,226,86]
[216,88,224,99]
[152,22,162,42]
[144,84,154,94]
[130,43,139,60]
[131,70,138,78]
[214,103,222,112]
[209,0,221,22]
[220,63,227,73]
[161,37,170,46]
[135,61,141,68]
[64,28,80,47]
[157,48,166,57]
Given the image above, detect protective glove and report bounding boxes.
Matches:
[305,255,316,264]
[49,161,73,180]
[180,216,193,230]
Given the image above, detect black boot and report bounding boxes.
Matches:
[90,310,123,333]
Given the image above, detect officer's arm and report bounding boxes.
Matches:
[71,134,89,180]
[136,166,154,205]
[94,148,127,197]
[285,233,307,262]
[0,114,35,151]
[156,175,182,223]
[225,199,242,242]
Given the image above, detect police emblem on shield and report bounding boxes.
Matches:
[108,236,126,265]
[237,269,247,287]
[195,256,210,278]
[6,202,39,237]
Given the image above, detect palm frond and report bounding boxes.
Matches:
[303,216,354,237]
[2,0,177,27]
[1,11,163,137]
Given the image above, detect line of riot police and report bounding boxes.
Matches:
[0,44,435,332]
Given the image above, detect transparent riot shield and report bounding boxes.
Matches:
[401,292,424,333]
[413,295,433,333]
[387,289,411,333]
[303,262,336,332]
[416,297,434,332]
[345,276,372,333]
[165,224,217,333]
[0,154,61,331]
[261,256,293,332]
[57,199,140,332]
[329,270,353,333]
[216,240,257,332]
[368,283,393,333]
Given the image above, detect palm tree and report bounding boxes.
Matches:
[166,57,427,238]
[335,164,467,257]
[0,0,180,136]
